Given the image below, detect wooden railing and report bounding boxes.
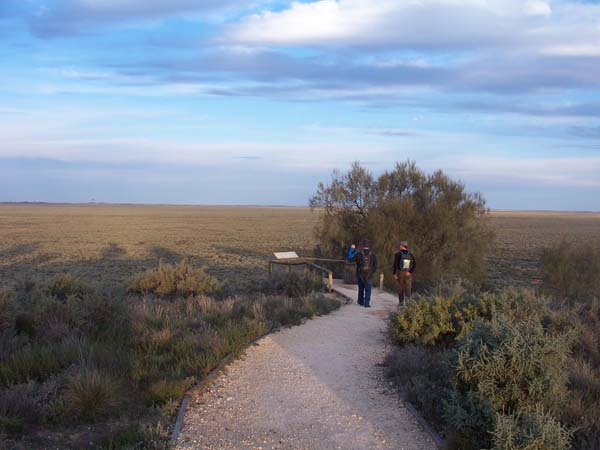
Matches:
[268,257,347,291]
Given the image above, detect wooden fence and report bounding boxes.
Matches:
[268,257,385,292]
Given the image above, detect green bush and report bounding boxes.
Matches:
[542,240,600,302]
[455,315,573,414]
[444,315,574,449]
[386,346,453,429]
[492,408,573,450]
[443,388,496,450]
[128,261,223,297]
[389,284,505,348]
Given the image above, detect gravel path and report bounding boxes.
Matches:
[175,283,438,450]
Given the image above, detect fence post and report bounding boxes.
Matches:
[379,272,384,292]
[268,262,272,276]
[328,271,333,292]
[287,263,292,273]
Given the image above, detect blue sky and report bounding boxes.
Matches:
[1,0,600,210]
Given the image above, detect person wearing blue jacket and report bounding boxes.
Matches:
[347,239,378,307]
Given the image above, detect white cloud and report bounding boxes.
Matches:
[524,0,551,17]
[223,0,598,55]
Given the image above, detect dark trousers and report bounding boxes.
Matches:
[358,277,372,305]
[397,271,413,302]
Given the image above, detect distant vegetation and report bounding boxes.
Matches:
[387,241,600,450]
[310,161,494,287]
[0,263,339,449]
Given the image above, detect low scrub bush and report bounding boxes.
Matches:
[542,240,600,302]
[455,315,574,414]
[128,260,223,297]
[447,315,574,449]
[492,408,573,450]
[563,358,600,449]
[45,273,91,301]
[389,284,504,348]
[0,382,39,434]
[1,268,340,448]
[261,272,325,298]
[386,346,453,429]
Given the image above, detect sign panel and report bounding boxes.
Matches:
[274,251,299,260]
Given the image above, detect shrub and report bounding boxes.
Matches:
[310,160,494,286]
[0,382,39,434]
[45,273,91,301]
[455,315,574,414]
[0,272,340,448]
[128,261,223,297]
[492,408,573,450]
[390,294,455,347]
[444,388,496,450]
[563,358,600,450]
[386,346,453,429]
[389,285,504,348]
[444,314,574,449]
[261,272,325,298]
[542,240,600,302]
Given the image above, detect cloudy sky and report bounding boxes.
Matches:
[1,0,600,209]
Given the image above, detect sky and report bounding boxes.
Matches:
[1,0,600,210]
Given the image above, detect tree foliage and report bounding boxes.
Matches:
[310,161,494,285]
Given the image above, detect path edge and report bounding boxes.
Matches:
[168,292,346,448]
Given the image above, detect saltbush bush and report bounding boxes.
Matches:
[389,284,504,347]
[542,240,600,302]
[128,260,223,297]
[455,315,573,414]
[386,346,453,429]
[492,408,573,450]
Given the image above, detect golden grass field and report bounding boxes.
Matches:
[1,204,600,290]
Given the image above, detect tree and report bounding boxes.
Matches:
[310,161,494,286]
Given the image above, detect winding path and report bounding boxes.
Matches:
[174,282,438,450]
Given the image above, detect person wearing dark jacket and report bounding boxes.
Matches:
[393,241,416,305]
[348,239,378,307]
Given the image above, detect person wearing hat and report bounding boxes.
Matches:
[347,239,378,307]
[393,241,416,305]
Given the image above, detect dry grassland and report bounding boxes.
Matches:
[1,205,599,290]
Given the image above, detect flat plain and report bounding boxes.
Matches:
[1,204,600,290]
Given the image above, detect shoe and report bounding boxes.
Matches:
[364,304,371,308]
[358,301,364,306]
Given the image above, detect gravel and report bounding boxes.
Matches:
[175,284,438,450]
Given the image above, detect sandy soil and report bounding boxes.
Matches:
[175,284,438,450]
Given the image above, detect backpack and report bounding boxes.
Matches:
[361,252,372,274]
[400,251,412,271]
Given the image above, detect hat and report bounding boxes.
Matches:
[399,241,409,248]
